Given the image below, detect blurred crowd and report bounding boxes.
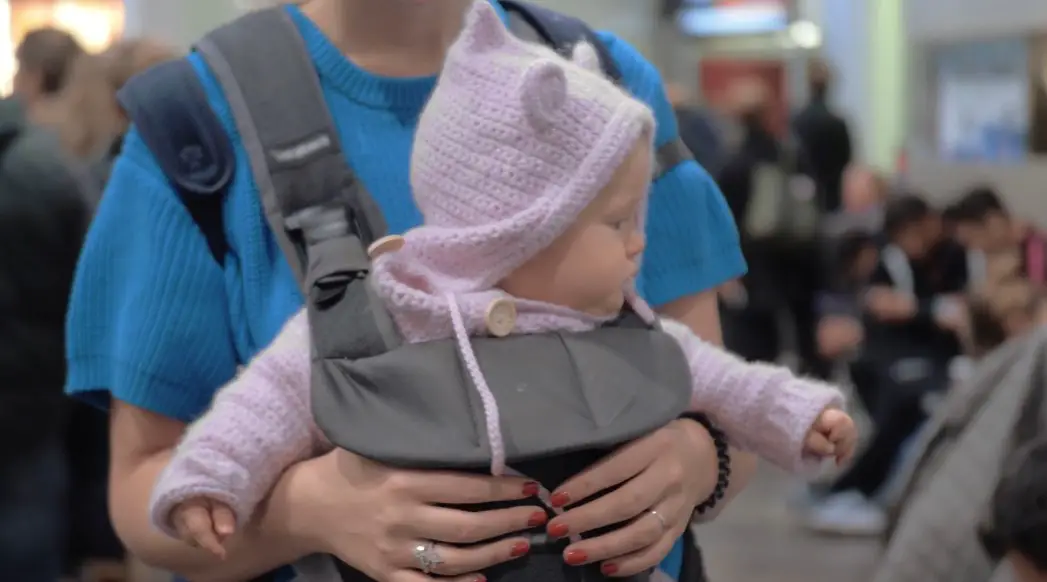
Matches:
[2,15,1047,582]
[0,27,176,581]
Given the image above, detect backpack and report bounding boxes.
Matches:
[118,5,707,582]
[743,147,820,246]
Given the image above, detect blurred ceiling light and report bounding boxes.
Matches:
[789,20,821,49]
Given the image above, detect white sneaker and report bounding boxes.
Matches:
[803,490,887,536]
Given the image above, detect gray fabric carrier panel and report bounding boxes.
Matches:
[194,7,388,290]
[312,313,694,468]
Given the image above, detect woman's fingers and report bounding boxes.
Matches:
[392,538,531,577]
[409,504,546,544]
[401,471,538,505]
[550,459,671,537]
[550,434,661,510]
[559,509,666,565]
[390,571,485,582]
[602,530,682,578]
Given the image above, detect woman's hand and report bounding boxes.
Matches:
[543,419,718,577]
[278,448,545,582]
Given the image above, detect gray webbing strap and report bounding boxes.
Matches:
[653,138,694,181]
[195,8,386,291]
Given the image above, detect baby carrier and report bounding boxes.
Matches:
[119,4,706,582]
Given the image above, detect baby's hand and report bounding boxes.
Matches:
[803,408,858,465]
[171,498,237,558]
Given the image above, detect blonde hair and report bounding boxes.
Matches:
[36,38,179,159]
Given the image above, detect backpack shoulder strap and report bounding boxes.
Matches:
[194,7,387,291]
[117,59,234,264]
[500,0,622,83]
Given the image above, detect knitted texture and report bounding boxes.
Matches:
[370,0,655,342]
[149,310,843,534]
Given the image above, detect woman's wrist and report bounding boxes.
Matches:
[256,455,328,558]
[674,414,731,514]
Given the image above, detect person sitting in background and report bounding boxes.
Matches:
[984,437,1047,582]
[806,195,967,535]
[968,276,1047,356]
[952,186,1047,286]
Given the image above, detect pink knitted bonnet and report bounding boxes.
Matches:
[370,0,657,342]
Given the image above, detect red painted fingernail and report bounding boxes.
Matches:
[601,563,619,575]
[522,481,540,496]
[547,522,569,538]
[511,541,530,557]
[527,511,548,527]
[550,491,571,507]
[564,549,588,565]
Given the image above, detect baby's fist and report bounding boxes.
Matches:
[171,497,237,559]
[804,408,858,465]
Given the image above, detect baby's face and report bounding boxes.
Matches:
[500,138,651,317]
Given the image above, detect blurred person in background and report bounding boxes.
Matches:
[792,58,852,214]
[716,78,791,363]
[717,77,828,378]
[666,81,727,175]
[11,27,84,119]
[0,26,93,582]
[806,195,967,535]
[37,39,178,193]
[951,186,1047,286]
[984,437,1047,582]
[34,37,177,580]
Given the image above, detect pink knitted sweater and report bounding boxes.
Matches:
[150,307,842,534]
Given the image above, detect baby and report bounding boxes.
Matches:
[149,0,857,573]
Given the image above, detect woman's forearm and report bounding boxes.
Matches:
[111,447,311,582]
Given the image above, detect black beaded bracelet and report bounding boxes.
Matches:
[681,412,731,516]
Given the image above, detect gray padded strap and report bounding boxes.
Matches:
[195,8,386,289]
[653,137,694,181]
[291,554,342,582]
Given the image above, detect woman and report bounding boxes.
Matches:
[65,1,755,580]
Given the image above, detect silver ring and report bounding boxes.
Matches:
[648,509,669,531]
[413,540,444,574]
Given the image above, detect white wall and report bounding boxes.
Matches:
[122,0,240,47]
[907,0,1047,42]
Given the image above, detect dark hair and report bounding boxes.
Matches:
[953,186,1007,224]
[15,28,84,95]
[985,437,1047,570]
[807,58,831,99]
[883,195,931,238]
[836,230,875,273]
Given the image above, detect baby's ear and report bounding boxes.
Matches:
[458,0,508,52]
[519,59,567,131]
[570,42,601,74]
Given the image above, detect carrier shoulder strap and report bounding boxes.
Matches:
[117,60,234,264]
[194,7,388,291]
[500,1,693,180]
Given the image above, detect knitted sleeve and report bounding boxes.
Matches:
[148,309,326,536]
[660,319,845,473]
[597,31,746,307]
[64,127,239,421]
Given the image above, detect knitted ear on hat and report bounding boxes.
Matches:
[459,0,508,52]
[519,60,567,131]
[570,42,602,74]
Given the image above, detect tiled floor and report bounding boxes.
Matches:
[696,464,881,582]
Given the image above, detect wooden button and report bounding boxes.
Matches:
[484,298,517,337]
[367,235,406,259]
